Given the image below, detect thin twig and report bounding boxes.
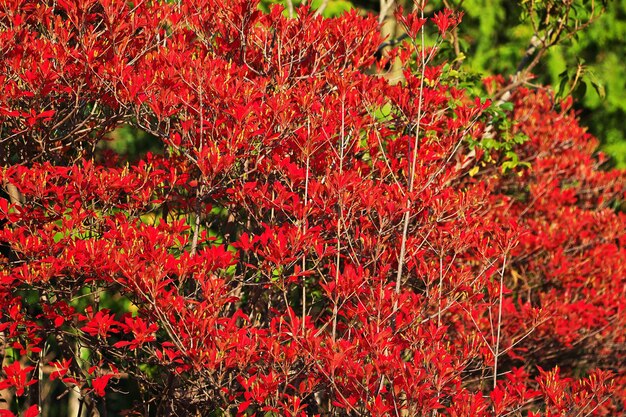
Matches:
[493,252,507,389]
[394,1,426,311]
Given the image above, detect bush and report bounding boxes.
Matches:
[0,1,624,416]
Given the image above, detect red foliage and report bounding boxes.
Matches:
[0,362,35,397]
[0,0,624,416]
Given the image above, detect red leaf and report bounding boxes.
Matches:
[92,374,113,397]
[24,405,39,417]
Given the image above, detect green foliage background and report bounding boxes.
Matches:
[447,0,626,168]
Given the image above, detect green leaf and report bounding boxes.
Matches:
[499,102,514,112]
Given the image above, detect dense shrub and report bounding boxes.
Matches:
[0,1,624,416]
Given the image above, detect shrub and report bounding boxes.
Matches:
[0,1,624,416]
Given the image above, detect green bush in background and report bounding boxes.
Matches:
[443,0,626,168]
